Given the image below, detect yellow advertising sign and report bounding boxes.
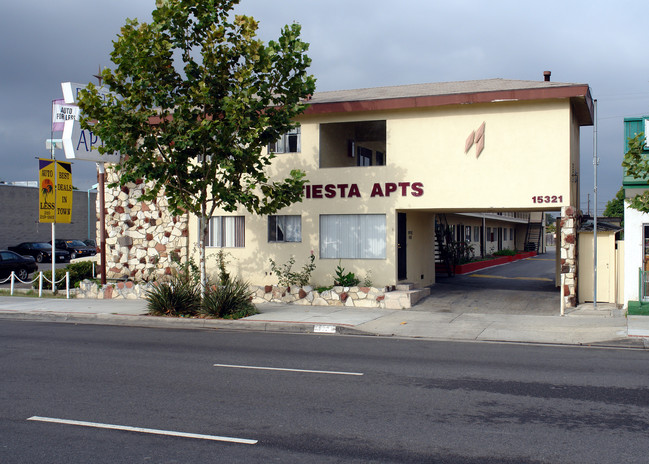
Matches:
[56,161,72,223]
[38,159,56,223]
[38,159,73,223]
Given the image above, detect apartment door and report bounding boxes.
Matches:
[398,213,407,281]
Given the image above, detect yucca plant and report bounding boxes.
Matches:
[200,278,257,319]
[145,272,201,317]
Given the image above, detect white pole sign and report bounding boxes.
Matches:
[61,82,120,163]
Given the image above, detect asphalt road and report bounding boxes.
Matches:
[1,321,648,463]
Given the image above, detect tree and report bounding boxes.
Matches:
[622,133,649,213]
[79,0,316,291]
[603,187,624,218]
[545,213,556,235]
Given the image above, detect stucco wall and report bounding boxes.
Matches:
[190,99,579,288]
[624,203,647,306]
[0,184,96,249]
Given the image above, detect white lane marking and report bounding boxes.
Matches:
[213,363,363,376]
[27,416,257,444]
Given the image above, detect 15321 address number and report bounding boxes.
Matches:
[532,195,563,204]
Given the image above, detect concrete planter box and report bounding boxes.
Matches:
[437,251,538,275]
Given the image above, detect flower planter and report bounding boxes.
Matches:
[437,251,538,275]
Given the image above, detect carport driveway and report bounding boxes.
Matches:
[419,248,559,315]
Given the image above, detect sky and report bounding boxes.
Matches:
[1,0,648,214]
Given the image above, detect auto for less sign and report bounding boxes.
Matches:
[38,159,72,223]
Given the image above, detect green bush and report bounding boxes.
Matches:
[145,273,202,317]
[493,249,518,256]
[33,261,96,290]
[66,261,95,285]
[269,253,316,287]
[33,269,67,291]
[200,278,257,319]
[334,261,360,287]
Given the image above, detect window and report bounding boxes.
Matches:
[269,126,300,153]
[320,214,386,259]
[510,228,514,241]
[319,120,386,168]
[207,216,245,247]
[474,226,480,243]
[466,226,471,241]
[357,146,372,166]
[268,215,301,242]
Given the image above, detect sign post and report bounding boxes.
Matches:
[39,158,72,292]
[60,82,119,284]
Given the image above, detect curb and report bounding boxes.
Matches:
[0,310,646,348]
[0,311,376,336]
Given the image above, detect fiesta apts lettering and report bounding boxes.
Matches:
[303,182,424,199]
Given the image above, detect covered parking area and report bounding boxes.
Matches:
[422,245,559,315]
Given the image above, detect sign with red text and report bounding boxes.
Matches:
[303,182,424,199]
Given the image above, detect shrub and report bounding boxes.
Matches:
[66,261,95,285]
[493,249,518,256]
[33,260,96,290]
[334,261,360,287]
[216,249,231,285]
[269,252,316,287]
[33,269,67,291]
[145,272,202,317]
[200,278,257,319]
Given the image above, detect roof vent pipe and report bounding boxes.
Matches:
[543,71,551,82]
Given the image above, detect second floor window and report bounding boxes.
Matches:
[269,126,300,154]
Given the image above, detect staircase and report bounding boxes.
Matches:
[524,219,543,252]
[382,283,431,309]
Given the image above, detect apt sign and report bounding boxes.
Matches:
[61,82,120,164]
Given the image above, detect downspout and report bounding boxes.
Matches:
[593,99,598,309]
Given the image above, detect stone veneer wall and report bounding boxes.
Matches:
[72,281,416,309]
[251,285,390,308]
[559,205,579,308]
[103,169,189,281]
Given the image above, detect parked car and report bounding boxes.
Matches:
[83,239,100,253]
[0,250,38,280]
[52,239,97,260]
[7,242,70,263]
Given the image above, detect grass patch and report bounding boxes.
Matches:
[0,289,68,298]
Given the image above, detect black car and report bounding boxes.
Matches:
[8,242,70,263]
[0,250,38,280]
[52,239,97,260]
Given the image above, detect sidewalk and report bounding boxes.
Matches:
[0,295,647,348]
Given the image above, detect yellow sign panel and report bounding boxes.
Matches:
[38,159,72,223]
[56,161,72,223]
[38,159,56,223]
